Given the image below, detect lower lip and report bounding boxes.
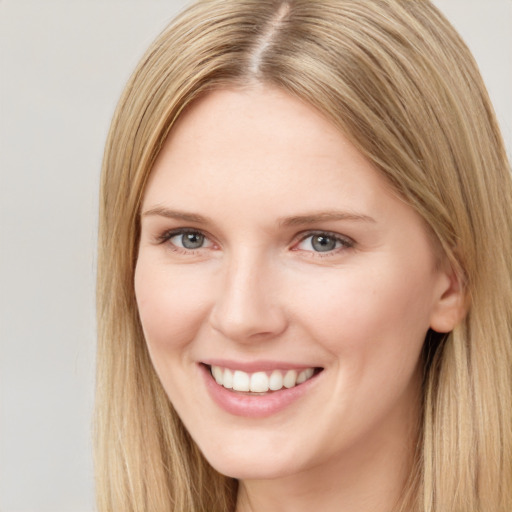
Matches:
[200,364,321,418]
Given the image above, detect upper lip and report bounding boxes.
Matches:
[201,359,322,373]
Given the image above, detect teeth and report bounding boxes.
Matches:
[212,365,223,384]
[297,367,314,384]
[233,370,250,392]
[283,369,297,388]
[269,370,283,391]
[223,368,233,389]
[250,372,268,392]
[210,365,316,393]
[296,370,307,384]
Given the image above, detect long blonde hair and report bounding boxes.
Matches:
[96,1,512,510]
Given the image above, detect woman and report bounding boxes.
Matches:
[95,1,512,511]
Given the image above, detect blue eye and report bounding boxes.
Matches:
[161,230,212,251]
[174,232,205,249]
[310,234,337,252]
[296,232,353,253]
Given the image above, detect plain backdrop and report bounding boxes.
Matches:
[0,1,510,511]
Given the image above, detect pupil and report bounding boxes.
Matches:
[182,232,204,249]
[312,235,336,252]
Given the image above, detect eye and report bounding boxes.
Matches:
[159,229,214,251]
[172,231,206,249]
[295,232,353,253]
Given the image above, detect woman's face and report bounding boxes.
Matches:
[135,86,458,482]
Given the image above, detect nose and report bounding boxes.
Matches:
[208,249,288,343]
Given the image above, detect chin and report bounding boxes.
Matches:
[193,430,314,481]
[207,453,296,481]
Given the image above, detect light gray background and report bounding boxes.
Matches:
[1,1,510,511]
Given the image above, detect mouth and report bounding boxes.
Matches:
[200,362,324,417]
[205,364,323,394]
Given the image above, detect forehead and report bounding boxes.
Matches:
[144,86,391,212]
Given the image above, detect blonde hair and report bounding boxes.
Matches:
[95,1,512,510]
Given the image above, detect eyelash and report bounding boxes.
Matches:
[156,228,355,257]
[294,230,355,257]
[156,228,213,255]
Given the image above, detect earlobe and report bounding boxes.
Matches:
[429,268,468,334]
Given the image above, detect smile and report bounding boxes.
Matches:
[201,363,323,417]
[210,365,316,393]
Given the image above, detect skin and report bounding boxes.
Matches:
[135,86,463,512]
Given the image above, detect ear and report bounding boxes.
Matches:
[429,266,467,334]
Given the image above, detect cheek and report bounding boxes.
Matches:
[287,264,432,443]
[291,262,433,367]
[134,259,212,353]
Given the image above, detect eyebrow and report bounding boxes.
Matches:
[278,210,376,227]
[141,206,376,226]
[141,206,212,224]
